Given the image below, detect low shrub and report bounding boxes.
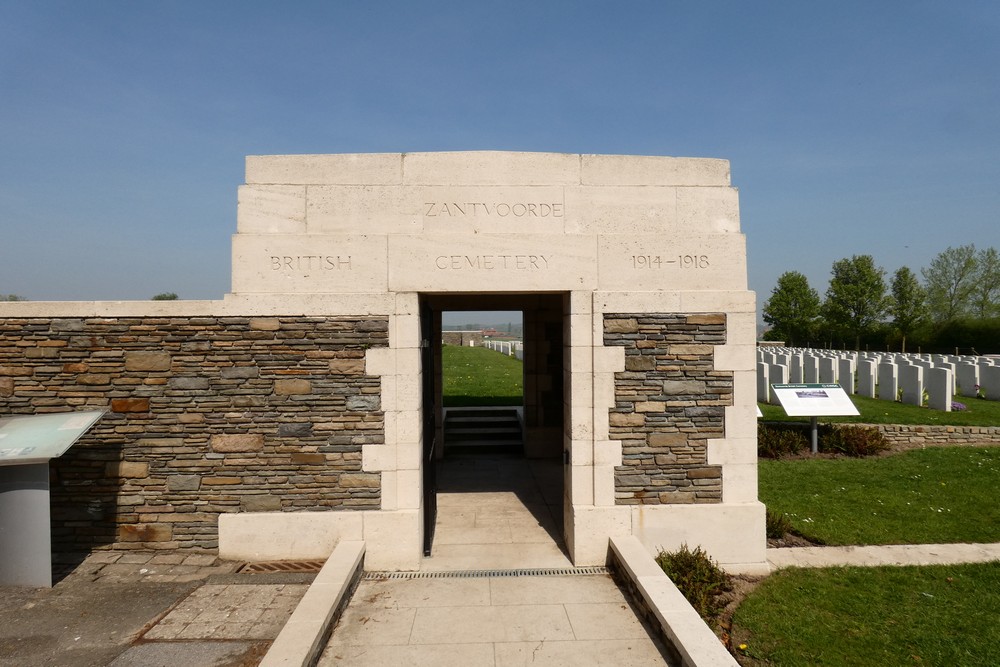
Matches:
[655,544,733,621]
[820,424,890,457]
[766,508,793,539]
[757,424,809,458]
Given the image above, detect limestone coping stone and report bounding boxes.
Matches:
[245,151,731,186]
[610,535,739,667]
[259,540,365,667]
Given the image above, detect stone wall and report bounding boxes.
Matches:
[604,314,731,505]
[867,424,1000,448]
[0,315,388,552]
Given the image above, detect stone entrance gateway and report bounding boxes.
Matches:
[0,152,765,573]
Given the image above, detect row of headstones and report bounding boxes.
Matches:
[483,339,524,361]
[756,347,1000,412]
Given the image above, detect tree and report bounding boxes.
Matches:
[762,271,821,345]
[922,245,977,322]
[1,294,26,301]
[889,266,927,353]
[969,246,1000,318]
[151,293,178,300]
[822,255,888,351]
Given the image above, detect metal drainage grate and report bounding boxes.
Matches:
[238,560,326,574]
[364,566,610,580]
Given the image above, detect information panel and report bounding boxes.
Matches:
[770,384,860,417]
[0,411,106,466]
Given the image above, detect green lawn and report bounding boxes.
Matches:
[759,392,1000,426]
[441,344,523,407]
[760,446,1000,545]
[732,562,1000,666]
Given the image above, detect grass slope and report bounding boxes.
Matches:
[760,446,1000,545]
[733,562,1000,666]
[442,344,523,407]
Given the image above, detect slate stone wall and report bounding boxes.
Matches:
[0,316,388,552]
[604,313,731,505]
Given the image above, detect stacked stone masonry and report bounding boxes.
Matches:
[0,316,388,552]
[604,313,731,505]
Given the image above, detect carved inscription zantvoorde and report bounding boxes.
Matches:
[435,255,550,270]
[424,202,563,218]
[270,255,352,272]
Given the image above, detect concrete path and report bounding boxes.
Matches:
[320,454,674,666]
[768,541,1000,570]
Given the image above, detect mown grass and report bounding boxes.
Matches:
[441,344,523,407]
[732,562,1000,666]
[760,446,1000,545]
[759,392,1000,426]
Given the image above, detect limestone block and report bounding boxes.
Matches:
[630,502,767,573]
[211,434,264,453]
[581,154,730,187]
[593,291,683,315]
[250,318,281,330]
[77,374,111,385]
[678,290,755,313]
[362,510,421,570]
[231,233,389,294]
[402,151,579,186]
[219,512,364,561]
[395,469,421,510]
[564,186,678,235]
[568,463,595,505]
[0,378,12,396]
[169,377,209,390]
[569,506,630,566]
[246,153,402,185]
[598,234,747,292]
[722,462,758,503]
[237,185,306,234]
[346,395,379,411]
[329,358,366,375]
[676,186,741,233]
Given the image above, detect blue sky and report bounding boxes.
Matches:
[2,1,998,326]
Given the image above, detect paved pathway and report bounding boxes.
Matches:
[320,454,674,666]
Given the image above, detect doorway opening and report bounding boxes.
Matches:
[419,293,569,567]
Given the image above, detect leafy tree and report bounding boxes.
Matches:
[970,246,1000,318]
[922,245,977,322]
[822,255,888,351]
[889,266,927,353]
[762,271,821,345]
[1,294,27,301]
[151,293,178,300]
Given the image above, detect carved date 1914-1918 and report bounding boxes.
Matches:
[630,254,710,269]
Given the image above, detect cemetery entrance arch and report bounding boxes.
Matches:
[1,152,767,574]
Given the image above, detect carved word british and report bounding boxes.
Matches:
[270,255,352,271]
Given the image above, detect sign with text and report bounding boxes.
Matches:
[770,384,860,417]
[0,411,106,466]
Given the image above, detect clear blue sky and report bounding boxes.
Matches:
[2,1,998,327]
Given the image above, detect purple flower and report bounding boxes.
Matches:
[952,401,967,411]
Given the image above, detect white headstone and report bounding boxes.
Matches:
[899,364,923,406]
[926,368,953,411]
[878,362,898,401]
[956,362,980,397]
